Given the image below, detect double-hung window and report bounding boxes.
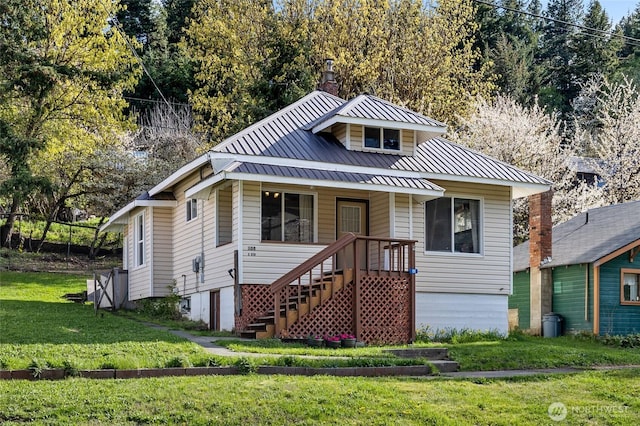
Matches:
[364,127,400,151]
[425,197,481,254]
[261,191,315,242]
[621,269,640,304]
[186,199,198,221]
[134,213,145,266]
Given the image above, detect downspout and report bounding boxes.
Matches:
[593,264,600,335]
[200,198,205,287]
[149,207,154,297]
[237,181,244,284]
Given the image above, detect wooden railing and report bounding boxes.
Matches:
[269,233,416,339]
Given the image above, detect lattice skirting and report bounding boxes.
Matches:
[235,285,272,333]
[236,276,411,344]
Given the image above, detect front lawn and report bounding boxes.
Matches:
[1,369,639,424]
[0,272,211,370]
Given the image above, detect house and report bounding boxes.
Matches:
[510,201,640,336]
[101,65,550,343]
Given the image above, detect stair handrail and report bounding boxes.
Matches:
[269,232,357,294]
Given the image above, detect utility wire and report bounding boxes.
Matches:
[473,0,640,48]
[97,2,189,129]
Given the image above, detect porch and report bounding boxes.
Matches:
[236,234,417,344]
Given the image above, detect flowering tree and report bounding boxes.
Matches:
[450,95,604,243]
[576,76,640,204]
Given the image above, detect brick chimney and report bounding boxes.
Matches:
[528,190,553,335]
[319,59,339,96]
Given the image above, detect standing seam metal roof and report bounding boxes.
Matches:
[214,90,549,186]
[226,162,444,191]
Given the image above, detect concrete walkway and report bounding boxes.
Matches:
[151,324,640,379]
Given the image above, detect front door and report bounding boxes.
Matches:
[336,199,368,269]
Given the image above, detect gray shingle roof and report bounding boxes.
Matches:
[227,162,444,192]
[214,91,550,187]
[513,201,640,272]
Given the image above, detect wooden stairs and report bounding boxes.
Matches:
[240,269,353,339]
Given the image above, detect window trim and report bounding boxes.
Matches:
[133,212,145,268]
[260,187,318,244]
[362,126,402,152]
[424,195,484,256]
[186,198,198,222]
[620,268,640,305]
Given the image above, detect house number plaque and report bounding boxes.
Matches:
[247,246,256,256]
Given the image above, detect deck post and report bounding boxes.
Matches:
[409,242,416,342]
[353,239,361,340]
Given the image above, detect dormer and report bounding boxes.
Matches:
[308,94,447,156]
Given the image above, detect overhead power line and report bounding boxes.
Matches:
[472,0,640,48]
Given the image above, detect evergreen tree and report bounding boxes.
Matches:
[538,0,584,117]
[117,0,155,46]
[571,1,621,88]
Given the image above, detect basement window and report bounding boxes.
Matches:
[621,269,640,304]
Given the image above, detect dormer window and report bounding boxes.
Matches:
[364,127,400,151]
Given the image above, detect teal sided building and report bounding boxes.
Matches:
[510,201,640,336]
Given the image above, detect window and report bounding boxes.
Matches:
[340,206,361,233]
[363,127,400,150]
[134,213,145,266]
[425,197,481,254]
[186,199,198,221]
[216,186,233,246]
[621,269,640,304]
[261,191,314,242]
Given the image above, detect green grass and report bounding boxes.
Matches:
[444,334,640,371]
[0,271,213,370]
[217,333,640,371]
[1,369,639,424]
[1,218,119,248]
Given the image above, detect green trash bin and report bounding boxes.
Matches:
[542,313,563,337]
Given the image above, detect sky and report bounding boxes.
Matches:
[593,0,636,23]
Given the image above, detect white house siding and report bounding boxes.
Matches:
[413,181,512,295]
[394,194,411,239]
[332,123,347,146]
[152,207,174,297]
[127,207,152,300]
[188,285,235,331]
[415,293,509,334]
[171,171,209,295]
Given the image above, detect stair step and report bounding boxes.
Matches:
[429,360,460,373]
[239,330,256,339]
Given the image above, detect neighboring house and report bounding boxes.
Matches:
[510,201,640,336]
[102,67,550,343]
[565,155,604,187]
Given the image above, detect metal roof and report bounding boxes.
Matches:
[214,91,550,189]
[307,93,446,130]
[513,201,640,272]
[226,162,444,192]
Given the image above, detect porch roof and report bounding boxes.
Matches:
[185,162,445,200]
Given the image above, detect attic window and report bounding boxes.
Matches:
[364,127,400,151]
[621,269,640,305]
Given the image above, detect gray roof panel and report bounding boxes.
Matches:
[513,201,640,271]
[229,162,443,191]
[214,91,549,186]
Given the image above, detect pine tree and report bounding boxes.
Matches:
[538,0,584,117]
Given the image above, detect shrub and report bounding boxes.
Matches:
[165,355,193,368]
[28,358,48,379]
